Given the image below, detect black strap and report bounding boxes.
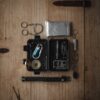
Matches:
[53,0,91,7]
[22,76,71,82]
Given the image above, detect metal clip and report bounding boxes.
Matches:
[32,44,43,59]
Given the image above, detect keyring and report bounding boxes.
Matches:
[34,24,44,35]
[22,30,29,36]
[21,22,44,36]
[21,22,29,28]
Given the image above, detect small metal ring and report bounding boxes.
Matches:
[21,22,28,28]
[22,30,29,36]
[34,24,44,35]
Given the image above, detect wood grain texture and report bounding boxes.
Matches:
[0,0,84,100]
[85,0,100,100]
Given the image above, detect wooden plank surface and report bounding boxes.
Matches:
[0,0,84,100]
[85,0,100,100]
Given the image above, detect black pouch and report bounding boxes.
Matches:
[24,36,70,74]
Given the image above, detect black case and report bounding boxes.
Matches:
[24,36,70,74]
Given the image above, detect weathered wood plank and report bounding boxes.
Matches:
[0,0,84,100]
[85,0,100,100]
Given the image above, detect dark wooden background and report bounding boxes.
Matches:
[0,0,100,100]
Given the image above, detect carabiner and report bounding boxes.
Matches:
[32,44,43,59]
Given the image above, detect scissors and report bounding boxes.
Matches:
[21,21,44,36]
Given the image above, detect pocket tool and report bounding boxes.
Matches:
[21,21,44,36]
